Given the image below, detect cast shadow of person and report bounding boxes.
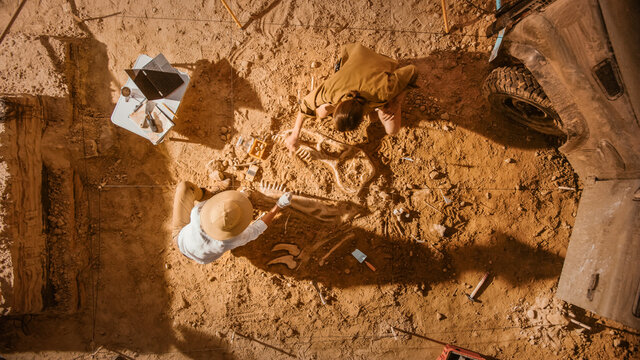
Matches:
[0,2,230,359]
[171,59,263,149]
[232,203,564,291]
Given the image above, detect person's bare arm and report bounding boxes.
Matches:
[260,205,281,227]
[259,192,292,226]
[285,112,307,152]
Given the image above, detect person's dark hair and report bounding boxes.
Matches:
[333,91,365,132]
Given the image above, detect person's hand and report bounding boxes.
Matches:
[284,133,299,152]
[316,103,334,118]
[375,107,395,123]
[276,192,293,208]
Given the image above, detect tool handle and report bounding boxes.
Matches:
[365,261,376,272]
[469,272,490,298]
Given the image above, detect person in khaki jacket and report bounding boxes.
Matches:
[285,43,418,152]
[171,180,292,264]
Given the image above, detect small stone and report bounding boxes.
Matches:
[527,309,537,320]
[378,191,390,201]
[551,175,558,181]
[504,158,514,164]
[442,125,451,131]
[437,312,446,320]
[515,184,522,190]
[486,192,492,199]
[310,61,320,68]
[220,126,229,134]
[220,134,227,141]
[208,276,216,282]
[429,170,443,180]
[165,263,172,269]
[419,105,426,112]
[344,269,350,274]
[440,113,450,120]
[210,170,225,181]
[432,224,447,237]
[613,339,624,347]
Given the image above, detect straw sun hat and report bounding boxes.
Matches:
[200,190,253,240]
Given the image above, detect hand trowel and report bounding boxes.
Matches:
[351,249,376,272]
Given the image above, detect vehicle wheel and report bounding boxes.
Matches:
[483,65,565,136]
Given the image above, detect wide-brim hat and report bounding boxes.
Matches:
[200,190,253,240]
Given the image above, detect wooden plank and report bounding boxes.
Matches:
[556,179,640,329]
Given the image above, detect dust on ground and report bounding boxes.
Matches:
[0,0,638,359]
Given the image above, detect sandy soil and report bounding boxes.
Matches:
[0,0,639,359]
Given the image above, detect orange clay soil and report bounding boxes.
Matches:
[0,0,638,359]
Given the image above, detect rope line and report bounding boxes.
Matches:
[111,14,494,38]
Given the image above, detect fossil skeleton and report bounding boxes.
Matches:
[274,129,375,195]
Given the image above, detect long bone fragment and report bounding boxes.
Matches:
[258,183,361,224]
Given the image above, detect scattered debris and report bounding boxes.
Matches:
[429,170,444,180]
[210,170,225,181]
[439,189,452,205]
[311,281,326,305]
[246,164,260,182]
[432,224,447,237]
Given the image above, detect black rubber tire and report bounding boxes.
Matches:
[483,65,565,136]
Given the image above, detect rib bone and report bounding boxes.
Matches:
[266,255,297,270]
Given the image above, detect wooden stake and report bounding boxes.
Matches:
[0,0,28,46]
[219,0,243,29]
[440,0,450,34]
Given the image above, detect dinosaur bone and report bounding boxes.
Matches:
[258,181,361,224]
[271,243,301,257]
[275,129,375,195]
[266,255,297,269]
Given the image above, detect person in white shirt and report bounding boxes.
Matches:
[171,181,292,264]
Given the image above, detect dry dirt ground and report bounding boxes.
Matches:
[0,0,639,359]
